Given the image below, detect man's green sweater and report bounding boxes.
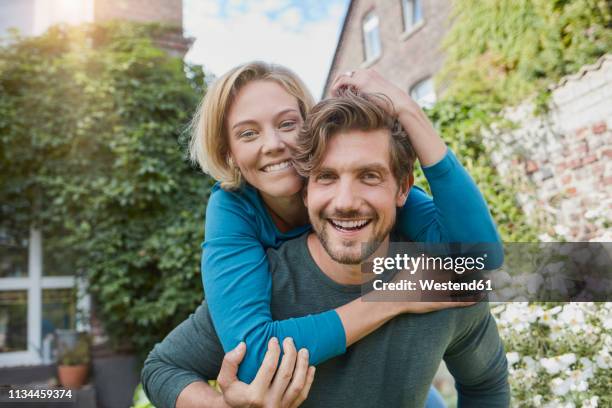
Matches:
[142,234,509,408]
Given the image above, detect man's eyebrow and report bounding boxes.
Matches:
[231,108,300,131]
[313,163,390,174]
[355,163,390,173]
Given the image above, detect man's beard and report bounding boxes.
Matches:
[314,209,393,265]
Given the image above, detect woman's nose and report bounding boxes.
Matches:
[261,129,285,154]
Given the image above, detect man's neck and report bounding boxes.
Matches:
[306,233,390,285]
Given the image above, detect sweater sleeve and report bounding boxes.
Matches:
[141,302,224,408]
[444,304,510,407]
[202,189,346,384]
[397,149,503,266]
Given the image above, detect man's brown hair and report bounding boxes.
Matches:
[293,91,416,189]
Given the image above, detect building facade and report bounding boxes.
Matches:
[0,0,191,56]
[323,0,452,107]
[1,1,191,406]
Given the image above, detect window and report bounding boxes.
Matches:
[410,77,436,109]
[0,227,88,367]
[362,12,381,62]
[402,0,423,32]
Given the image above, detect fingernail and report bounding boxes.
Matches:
[270,337,278,345]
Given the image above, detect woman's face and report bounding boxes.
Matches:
[226,80,304,198]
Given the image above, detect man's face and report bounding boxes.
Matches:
[305,129,410,264]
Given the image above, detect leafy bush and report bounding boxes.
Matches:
[0,22,210,357]
[493,303,611,407]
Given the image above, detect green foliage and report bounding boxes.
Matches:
[421,100,539,242]
[57,332,91,366]
[441,0,611,108]
[423,0,612,242]
[0,22,210,356]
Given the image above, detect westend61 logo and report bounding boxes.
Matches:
[372,253,488,275]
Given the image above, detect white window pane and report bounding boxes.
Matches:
[0,290,27,352]
[410,78,436,109]
[403,0,423,31]
[363,12,381,61]
[413,0,423,24]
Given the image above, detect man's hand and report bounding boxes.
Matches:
[217,338,316,408]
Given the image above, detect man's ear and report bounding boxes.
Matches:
[396,173,414,207]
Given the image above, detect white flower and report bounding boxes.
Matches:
[559,353,577,366]
[532,394,543,406]
[507,351,520,365]
[595,348,610,369]
[551,377,570,396]
[541,357,562,374]
[554,224,570,236]
[582,396,599,408]
[558,304,586,328]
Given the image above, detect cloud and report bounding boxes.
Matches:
[184,0,347,97]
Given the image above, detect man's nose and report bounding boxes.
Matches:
[332,179,360,213]
[261,128,285,155]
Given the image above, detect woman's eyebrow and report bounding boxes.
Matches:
[231,119,257,130]
[231,108,299,130]
[274,108,300,118]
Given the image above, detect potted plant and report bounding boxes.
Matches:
[56,330,91,389]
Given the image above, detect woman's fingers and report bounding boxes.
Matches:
[281,348,309,407]
[331,71,361,96]
[289,366,316,408]
[251,337,281,392]
[269,338,298,403]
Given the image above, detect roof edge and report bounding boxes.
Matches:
[321,0,355,99]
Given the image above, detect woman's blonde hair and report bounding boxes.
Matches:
[189,61,315,190]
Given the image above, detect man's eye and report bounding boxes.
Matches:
[316,173,336,183]
[362,172,381,183]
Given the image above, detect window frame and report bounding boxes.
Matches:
[409,76,437,109]
[362,11,382,63]
[0,227,89,367]
[401,0,424,33]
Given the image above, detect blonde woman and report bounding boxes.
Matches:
[188,62,500,406]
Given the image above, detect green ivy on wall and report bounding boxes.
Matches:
[0,22,210,356]
[416,0,612,242]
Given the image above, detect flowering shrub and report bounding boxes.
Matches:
[492,302,612,407]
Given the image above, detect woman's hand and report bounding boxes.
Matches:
[331,68,446,166]
[330,68,419,118]
[218,338,316,408]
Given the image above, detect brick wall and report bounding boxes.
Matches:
[323,0,452,97]
[94,0,182,27]
[93,0,191,57]
[488,55,612,241]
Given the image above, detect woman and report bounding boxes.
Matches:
[189,62,500,406]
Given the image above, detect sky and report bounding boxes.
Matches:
[183,0,350,99]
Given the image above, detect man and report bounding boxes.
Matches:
[142,92,509,408]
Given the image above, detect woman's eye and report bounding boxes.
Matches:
[279,120,297,130]
[239,129,257,139]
